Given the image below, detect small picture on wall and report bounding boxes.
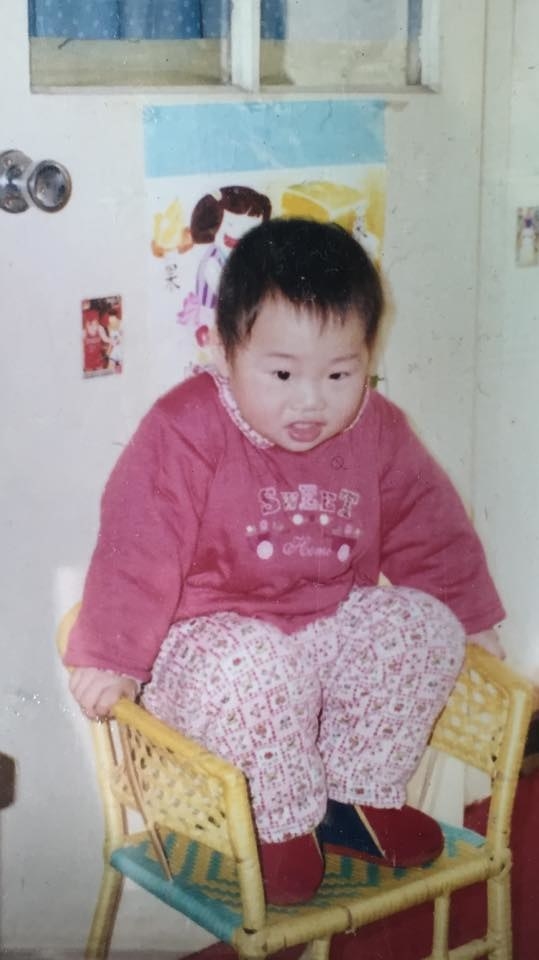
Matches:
[82,295,123,378]
[516,207,539,268]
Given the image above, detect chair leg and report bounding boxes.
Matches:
[298,940,331,960]
[486,869,512,960]
[431,894,450,959]
[85,864,124,959]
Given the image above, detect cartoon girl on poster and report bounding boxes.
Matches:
[178,185,272,349]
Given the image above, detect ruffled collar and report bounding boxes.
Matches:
[207,366,274,448]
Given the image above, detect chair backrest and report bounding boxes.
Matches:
[429,644,533,855]
[111,699,267,930]
[56,604,267,932]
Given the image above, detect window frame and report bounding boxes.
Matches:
[28,0,440,96]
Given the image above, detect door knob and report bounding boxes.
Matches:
[0,149,72,213]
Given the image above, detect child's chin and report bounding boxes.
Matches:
[277,434,325,453]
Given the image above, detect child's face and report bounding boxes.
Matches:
[220,296,369,452]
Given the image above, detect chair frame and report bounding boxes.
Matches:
[57,604,533,960]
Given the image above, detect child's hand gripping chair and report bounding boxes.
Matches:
[57,604,533,960]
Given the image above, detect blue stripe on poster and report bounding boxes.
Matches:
[144,100,385,178]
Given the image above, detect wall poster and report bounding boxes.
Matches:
[144,100,387,395]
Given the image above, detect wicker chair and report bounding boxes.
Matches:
[57,604,533,960]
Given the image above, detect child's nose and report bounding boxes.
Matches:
[293,379,326,411]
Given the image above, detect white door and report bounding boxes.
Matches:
[0,1,489,952]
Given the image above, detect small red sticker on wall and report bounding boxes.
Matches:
[82,295,123,378]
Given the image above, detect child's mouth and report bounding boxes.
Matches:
[224,234,238,249]
[287,422,325,443]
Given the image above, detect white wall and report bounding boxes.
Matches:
[0,0,492,953]
[474,0,539,677]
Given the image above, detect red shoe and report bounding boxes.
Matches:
[259,832,324,905]
[318,800,444,868]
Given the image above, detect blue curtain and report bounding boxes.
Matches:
[28,1,285,40]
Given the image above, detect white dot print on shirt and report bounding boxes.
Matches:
[293,512,330,528]
[246,520,275,561]
[257,540,274,560]
[337,543,351,562]
[331,525,361,563]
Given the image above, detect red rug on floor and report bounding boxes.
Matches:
[182,769,539,960]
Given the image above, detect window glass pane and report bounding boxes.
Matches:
[28,0,425,90]
[28,0,232,88]
[261,0,424,88]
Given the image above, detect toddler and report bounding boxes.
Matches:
[66,218,505,905]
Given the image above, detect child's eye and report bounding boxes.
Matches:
[329,371,350,381]
[273,370,291,381]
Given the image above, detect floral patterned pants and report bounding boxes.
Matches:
[143,587,465,843]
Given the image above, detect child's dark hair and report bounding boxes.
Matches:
[190,186,272,244]
[216,217,384,357]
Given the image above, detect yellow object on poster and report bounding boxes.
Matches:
[281,179,382,261]
[152,199,191,258]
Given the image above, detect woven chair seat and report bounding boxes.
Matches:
[110,822,489,949]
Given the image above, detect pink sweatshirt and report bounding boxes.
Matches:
[65,372,504,681]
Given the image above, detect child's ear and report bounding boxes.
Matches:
[208,326,230,377]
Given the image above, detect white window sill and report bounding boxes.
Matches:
[29,38,435,96]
